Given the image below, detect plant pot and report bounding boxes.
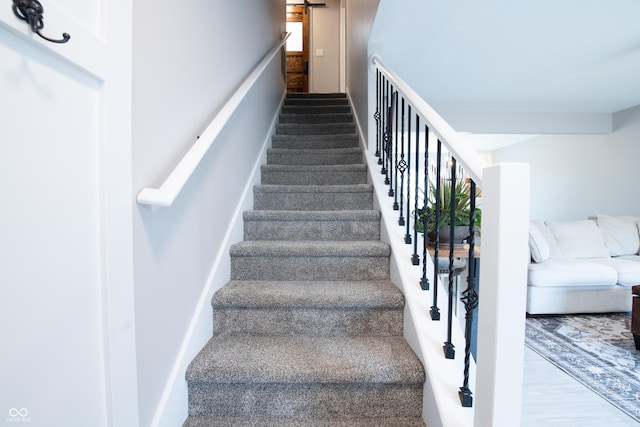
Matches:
[428,225,470,248]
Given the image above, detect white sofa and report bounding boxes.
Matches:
[527,214,640,315]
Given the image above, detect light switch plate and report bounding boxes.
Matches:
[316,48,324,57]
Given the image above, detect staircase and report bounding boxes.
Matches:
[183,93,425,426]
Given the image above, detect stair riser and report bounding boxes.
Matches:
[271,136,359,149]
[212,308,403,337]
[267,150,362,166]
[283,99,349,106]
[253,192,373,211]
[279,114,354,124]
[286,93,346,99]
[187,383,423,418]
[184,416,425,426]
[276,123,357,135]
[261,168,367,185]
[230,256,389,281]
[243,219,379,241]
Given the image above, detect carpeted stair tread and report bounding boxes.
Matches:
[254,184,372,194]
[268,147,362,154]
[183,416,425,427]
[213,280,403,309]
[267,147,363,165]
[211,280,404,336]
[230,240,390,258]
[229,241,390,281]
[186,335,424,384]
[276,123,357,135]
[243,209,379,240]
[260,164,367,185]
[243,209,378,222]
[279,113,354,124]
[271,134,360,149]
[253,184,373,211]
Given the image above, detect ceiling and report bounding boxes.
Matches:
[373,0,640,143]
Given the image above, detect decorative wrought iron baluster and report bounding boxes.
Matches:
[411,114,420,264]
[392,96,399,208]
[384,88,395,187]
[405,106,412,243]
[459,179,478,407]
[443,157,457,360]
[389,90,397,198]
[397,98,407,226]
[420,124,431,290]
[374,70,381,160]
[430,140,442,321]
[381,79,388,174]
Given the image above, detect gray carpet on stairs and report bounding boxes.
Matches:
[184,93,425,426]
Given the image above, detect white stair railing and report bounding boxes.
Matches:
[137,33,290,207]
[368,54,530,427]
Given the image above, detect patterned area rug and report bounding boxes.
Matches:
[525,313,640,422]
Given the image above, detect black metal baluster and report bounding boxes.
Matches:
[374,70,381,160]
[397,98,407,226]
[392,95,399,208]
[405,106,412,243]
[460,179,478,407]
[385,88,395,187]
[389,91,397,198]
[420,124,431,290]
[430,140,442,321]
[381,79,389,174]
[411,114,420,264]
[443,157,457,360]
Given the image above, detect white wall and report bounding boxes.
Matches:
[132,1,286,425]
[492,105,640,221]
[345,0,380,144]
[310,0,341,93]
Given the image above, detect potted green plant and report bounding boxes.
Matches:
[416,175,481,246]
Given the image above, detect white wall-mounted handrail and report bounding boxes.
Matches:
[137,33,291,207]
[370,54,486,186]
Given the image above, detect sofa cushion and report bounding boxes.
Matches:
[618,255,640,262]
[592,258,640,286]
[528,258,618,287]
[529,221,550,262]
[618,216,640,226]
[529,219,562,260]
[592,214,640,256]
[548,220,610,259]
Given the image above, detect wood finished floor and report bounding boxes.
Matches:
[521,346,639,426]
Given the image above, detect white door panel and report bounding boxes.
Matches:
[0,2,135,426]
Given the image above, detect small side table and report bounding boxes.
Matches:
[632,285,640,350]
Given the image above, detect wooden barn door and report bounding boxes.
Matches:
[286,5,309,92]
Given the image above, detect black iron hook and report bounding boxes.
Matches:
[12,0,70,44]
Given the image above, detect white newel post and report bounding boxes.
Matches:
[474,163,530,427]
